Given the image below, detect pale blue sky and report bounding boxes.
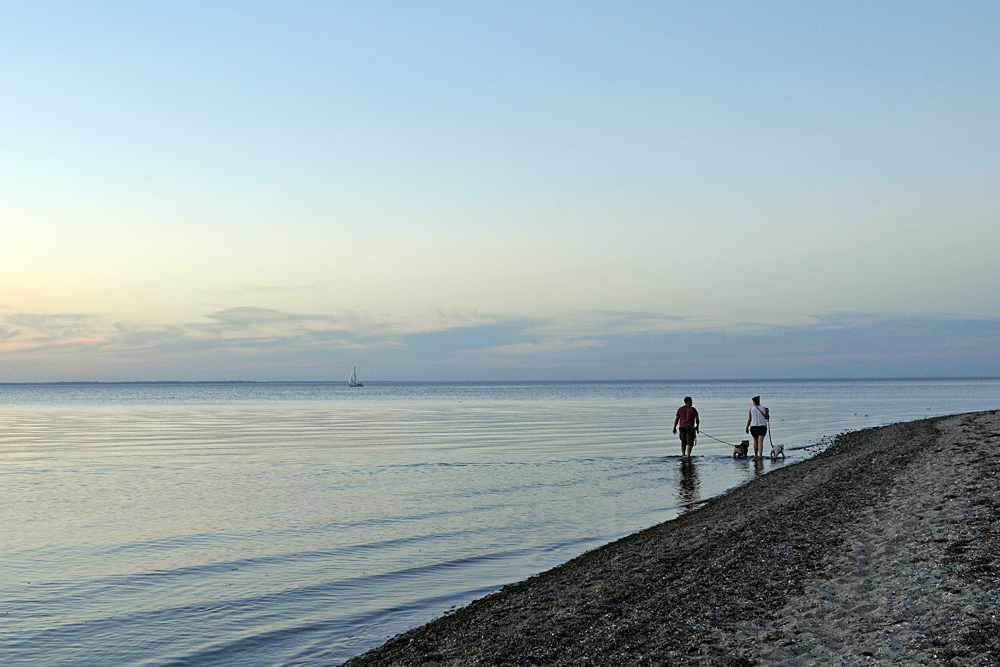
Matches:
[2,2,998,380]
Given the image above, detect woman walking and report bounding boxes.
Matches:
[745,396,769,459]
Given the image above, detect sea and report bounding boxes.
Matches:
[2,379,998,666]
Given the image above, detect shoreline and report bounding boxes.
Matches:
[342,410,1000,666]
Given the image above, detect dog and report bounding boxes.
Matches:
[770,443,785,460]
[733,440,750,458]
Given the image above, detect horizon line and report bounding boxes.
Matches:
[2,376,999,386]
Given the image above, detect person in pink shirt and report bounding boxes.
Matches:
[672,396,700,457]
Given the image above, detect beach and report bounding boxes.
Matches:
[8,381,999,665]
[342,410,1000,666]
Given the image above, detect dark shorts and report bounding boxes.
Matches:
[750,425,767,437]
[678,426,697,448]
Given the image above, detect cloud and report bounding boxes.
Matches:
[384,311,1000,380]
[3,313,95,339]
[570,310,689,332]
[0,308,997,381]
[192,307,404,343]
[404,319,541,354]
[559,312,1000,379]
[0,326,21,342]
[205,307,297,326]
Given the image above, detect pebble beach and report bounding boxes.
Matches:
[342,410,1000,666]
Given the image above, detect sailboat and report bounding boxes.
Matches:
[349,366,363,387]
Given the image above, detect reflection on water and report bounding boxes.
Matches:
[677,459,701,510]
[754,456,766,477]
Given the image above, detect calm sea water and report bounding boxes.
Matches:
[2,379,998,666]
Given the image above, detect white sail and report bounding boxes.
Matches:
[349,367,362,387]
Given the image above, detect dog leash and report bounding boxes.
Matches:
[702,429,793,452]
[697,427,818,453]
[697,431,741,447]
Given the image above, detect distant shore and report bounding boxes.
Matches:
[342,410,1000,666]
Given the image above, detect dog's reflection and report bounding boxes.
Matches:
[677,458,701,511]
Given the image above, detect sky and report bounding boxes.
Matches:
[1,2,998,381]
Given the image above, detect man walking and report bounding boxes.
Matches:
[672,396,700,457]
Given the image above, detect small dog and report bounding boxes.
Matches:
[733,440,750,458]
[770,443,785,460]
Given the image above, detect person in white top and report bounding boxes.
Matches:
[745,396,770,459]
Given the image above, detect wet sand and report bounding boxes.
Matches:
[341,410,1000,666]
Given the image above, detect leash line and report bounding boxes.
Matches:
[698,426,821,451]
[697,431,740,447]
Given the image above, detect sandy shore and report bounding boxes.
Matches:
[341,411,1000,666]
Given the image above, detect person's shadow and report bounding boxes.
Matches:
[677,458,701,511]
